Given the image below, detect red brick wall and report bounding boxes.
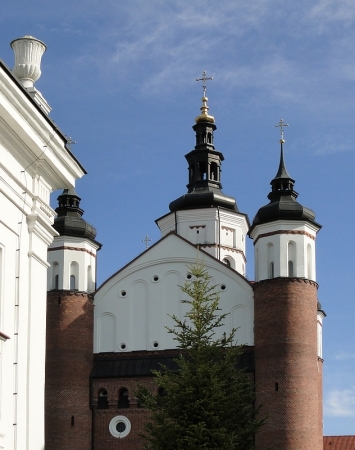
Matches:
[45,290,93,450]
[91,376,156,450]
[253,277,322,450]
[318,358,324,449]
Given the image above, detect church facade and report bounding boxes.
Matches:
[0,35,334,449]
[45,80,325,449]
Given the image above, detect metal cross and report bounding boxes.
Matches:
[196,71,213,97]
[142,235,152,249]
[66,137,77,151]
[275,119,289,141]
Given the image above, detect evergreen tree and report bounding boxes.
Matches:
[136,263,264,450]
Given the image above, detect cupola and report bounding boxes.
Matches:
[169,72,237,212]
[250,120,319,232]
[53,188,97,240]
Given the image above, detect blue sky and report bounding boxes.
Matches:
[1,0,354,436]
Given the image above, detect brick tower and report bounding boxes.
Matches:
[46,189,101,449]
[249,124,324,450]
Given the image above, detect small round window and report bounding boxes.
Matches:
[109,416,131,438]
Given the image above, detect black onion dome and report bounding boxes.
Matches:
[250,142,319,232]
[53,188,97,240]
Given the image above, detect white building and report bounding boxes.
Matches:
[0,36,85,450]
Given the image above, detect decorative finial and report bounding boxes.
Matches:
[142,235,152,249]
[196,70,213,97]
[10,36,47,88]
[195,71,215,123]
[275,119,289,143]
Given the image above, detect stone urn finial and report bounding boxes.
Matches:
[10,35,47,88]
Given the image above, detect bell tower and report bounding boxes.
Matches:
[45,188,101,449]
[249,121,323,450]
[156,73,249,275]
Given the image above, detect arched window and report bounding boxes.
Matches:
[307,244,313,279]
[118,388,129,408]
[97,389,109,409]
[288,241,296,277]
[87,265,93,292]
[269,262,274,279]
[222,258,231,267]
[210,162,218,181]
[52,261,59,290]
[199,162,207,180]
[267,243,274,279]
[70,262,79,290]
[55,275,59,290]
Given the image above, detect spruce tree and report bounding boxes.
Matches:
[136,263,264,450]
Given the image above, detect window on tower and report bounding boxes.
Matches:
[70,261,79,290]
[97,389,109,409]
[52,261,59,290]
[288,261,294,277]
[70,275,76,290]
[55,275,59,290]
[210,162,218,181]
[269,262,274,279]
[223,258,231,267]
[118,388,130,408]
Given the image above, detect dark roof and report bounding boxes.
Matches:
[323,436,355,449]
[169,190,238,212]
[249,142,321,233]
[91,354,179,378]
[91,347,255,378]
[53,188,99,242]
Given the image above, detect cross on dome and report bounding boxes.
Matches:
[275,119,289,143]
[195,71,215,124]
[196,71,213,97]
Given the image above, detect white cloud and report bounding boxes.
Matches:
[324,387,355,417]
[335,352,355,361]
[306,0,355,31]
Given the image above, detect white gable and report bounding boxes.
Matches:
[94,233,254,353]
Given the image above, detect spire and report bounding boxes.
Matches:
[249,119,318,230]
[272,119,292,182]
[195,71,215,123]
[269,140,295,197]
[53,188,98,241]
[169,73,237,212]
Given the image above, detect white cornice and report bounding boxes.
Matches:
[0,65,85,188]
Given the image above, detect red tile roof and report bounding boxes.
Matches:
[324,436,355,449]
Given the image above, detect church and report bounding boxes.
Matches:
[1,35,352,450]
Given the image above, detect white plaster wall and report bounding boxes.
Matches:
[0,63,85,450]
[48,236,99,293]
[156,208,249,275]
[94,234,254,354]
[250,220,319,282]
